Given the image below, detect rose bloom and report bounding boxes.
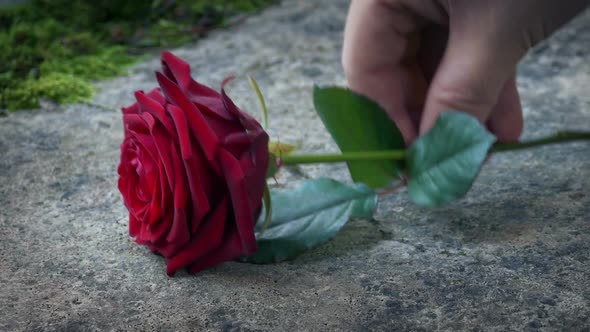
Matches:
[118,51,269,276]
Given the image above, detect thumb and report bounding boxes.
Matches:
[419,28,518,135]
[418,0,589,136]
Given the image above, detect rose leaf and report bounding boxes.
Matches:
[406,112,497,207]
[313,86,405,188]
[242,178,377,264]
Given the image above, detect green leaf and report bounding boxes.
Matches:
[243,178,377,264]
[248,75,269,129]
[266,153,279,179]
[313,86,405,188]
[259,183,272,235]
[406,112,497,207]
[269,141,297,156]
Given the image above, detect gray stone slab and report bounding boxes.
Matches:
[1,0,589,331]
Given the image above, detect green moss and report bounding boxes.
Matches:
[0,0,276,111]
[40,47,137,81]
[3,73,94,111]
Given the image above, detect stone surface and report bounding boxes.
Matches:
[1,1,590,331]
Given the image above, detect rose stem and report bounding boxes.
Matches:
[491,131,590,152]
[280,150,406,165]
[279,131,590,165]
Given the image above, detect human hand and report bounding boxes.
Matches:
[343,0,589,144]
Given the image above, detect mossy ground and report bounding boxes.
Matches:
[0,0,275,111]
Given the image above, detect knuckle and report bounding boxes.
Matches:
[430,80,497,117]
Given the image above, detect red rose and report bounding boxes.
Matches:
[117,51,269,276]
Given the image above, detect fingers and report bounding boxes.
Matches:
[488,76,523,143]
[343,0,427,144]
[419,0,589,137]
[419,0,521,136]
[344,0,589,145]
[419,38,511,135]
[420,60,523,143]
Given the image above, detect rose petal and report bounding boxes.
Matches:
[123,113,150,136]
[122,102,139,115]
[136,91,176,136]
[194,98,234,121]
[157,208,190,258]
[141,112,175,194]
[157,161,171,218]
[218,149,258,255]
[141,141,189,257]
[147,191,162,225]
[161,51,195,91]
[169,142,188,211]
[160,51,234,121]
[187,229,247,274]
[129,135,159,203]
[166,104,193,160]
[165,196,229,276]
[168,104,212,224]
[221,80,262,131]
[223,132,252,147]
[147,88,166,106]
[120,151,146,221]
[238,133,269,210]
[140,213,172,244]
[161,51,220,98]
[202,112,243,142]
[185,154,213,229]
[156,72,221,168]
[129,213,141,237]
[236,133,262,170]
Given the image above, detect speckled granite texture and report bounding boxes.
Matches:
[1,1,589,331]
